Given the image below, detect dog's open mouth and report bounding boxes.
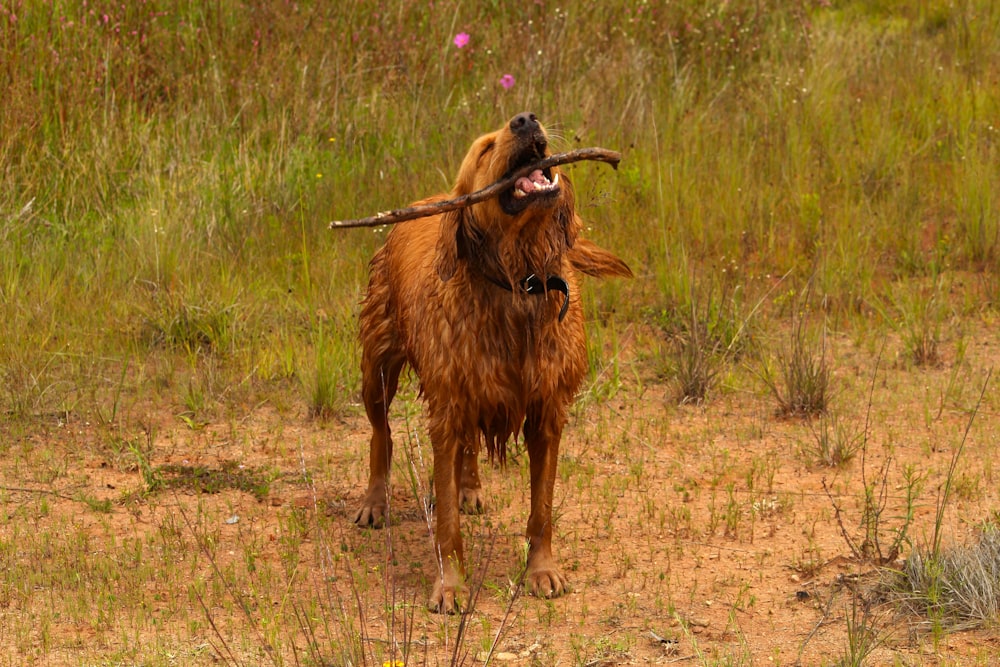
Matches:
[499,141,561,215]
[513,169,560,200]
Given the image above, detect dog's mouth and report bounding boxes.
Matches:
[513,169,560,200]
[499,141,560,215]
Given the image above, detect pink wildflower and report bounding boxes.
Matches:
[453,32,469,48]
[499,74,515,90]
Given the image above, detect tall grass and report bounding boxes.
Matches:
[3,0,999,418]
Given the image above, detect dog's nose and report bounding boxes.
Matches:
[510,112,539,135]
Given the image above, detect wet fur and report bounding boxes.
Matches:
[354,114,631,613]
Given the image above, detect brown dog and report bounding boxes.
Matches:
[355,112,631,613]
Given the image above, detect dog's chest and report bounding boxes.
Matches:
[410,286,586,402]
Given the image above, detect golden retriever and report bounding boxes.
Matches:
[355,112,631,613]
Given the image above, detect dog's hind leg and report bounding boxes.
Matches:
[457,443,484,514]
[354,338,404,528]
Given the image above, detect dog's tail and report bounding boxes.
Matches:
[568,238,633,279]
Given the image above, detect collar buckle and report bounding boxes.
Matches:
[519,274,570,321]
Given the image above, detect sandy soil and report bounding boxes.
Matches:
[2,323,999,666]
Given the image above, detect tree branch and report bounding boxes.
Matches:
[329,147,622,229]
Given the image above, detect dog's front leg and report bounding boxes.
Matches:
[523,404,569,598]
[428,419,469,613]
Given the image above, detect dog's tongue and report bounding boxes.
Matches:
[515,169,549,192]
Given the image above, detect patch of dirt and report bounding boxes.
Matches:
[1,324,998,666]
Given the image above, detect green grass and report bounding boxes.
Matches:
[3,0,999,420]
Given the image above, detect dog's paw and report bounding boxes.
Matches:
[458,486,484,515]
[526,566,569,599]
[352,499,387,528]
[428,579,468,615]
[353,482,389,527]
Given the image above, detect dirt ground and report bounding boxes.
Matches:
[2,322,999,666]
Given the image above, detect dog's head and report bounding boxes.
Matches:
[436,113,578,282]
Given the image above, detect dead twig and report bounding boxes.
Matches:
[329,147,621,229]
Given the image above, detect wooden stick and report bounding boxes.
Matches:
[329,147,621,229]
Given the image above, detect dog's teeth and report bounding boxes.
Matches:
[511,170,559,200]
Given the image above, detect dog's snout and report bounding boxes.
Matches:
[510,112,539,135]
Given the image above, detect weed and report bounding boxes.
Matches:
[723,483,741,539]
[130,439,162,496]
[745,451,779,497]
[824,346,922,565]
[759,317,830,418]
[837,595,886,667]
[897,528,1000,632]
[792,544,825,580]
[804,411,864,468]
[826,459,922,566]
[929,369,992,558]
[307,319,356,420]
[888,371,995,634]
[666,505,694,539]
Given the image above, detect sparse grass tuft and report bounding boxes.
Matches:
[306,319,356,420]
[664,279,756,405]
[143,295,240,355]
[804,411,864,468]
[837,595,888,667]
[673,311,721,405]
[760,318,830,418]
[895,527,1000,632]
[890,278,947,368]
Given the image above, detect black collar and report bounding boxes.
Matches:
[483,272,570,322]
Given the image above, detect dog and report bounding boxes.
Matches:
[355,112,631,613]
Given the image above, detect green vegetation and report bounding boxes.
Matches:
[3,0,998,421]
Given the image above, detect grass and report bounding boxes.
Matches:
[663,278,755,405]
[1,0,997,422]
[759,315,831,418]
[898,527,1000,633]
[2,0,1000,664]
[886,371,995,640]
[804,411,865,468]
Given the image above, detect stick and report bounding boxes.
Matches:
[329,147,621,229]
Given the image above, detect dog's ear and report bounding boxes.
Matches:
[567,238,633,278]
[436,140,485,281]
[435,208,466,282]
